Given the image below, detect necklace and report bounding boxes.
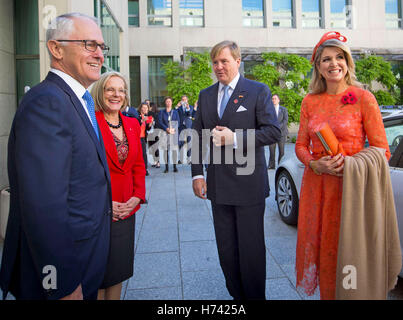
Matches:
[106,115,122,129]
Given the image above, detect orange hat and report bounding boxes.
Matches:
[310,31,347,64]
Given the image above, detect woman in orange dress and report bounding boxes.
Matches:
[295,32,391,300]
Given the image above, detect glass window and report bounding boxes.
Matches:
[242,0,265,28]
[129,57,141,107]
[301,0,322,28]
[330,0,352,28]
[128,0,139,26]
[15,0,40,104]
[147,0,172,26]
[385,0,402,28]
[148,56,173,107]
[95,1,121,72]
[180,0,204,27]
[272,0,294,28]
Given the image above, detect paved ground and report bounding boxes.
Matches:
[1,143,403,300]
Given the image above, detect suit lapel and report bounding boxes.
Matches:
[96,111,123,171]
[46,72,111,181]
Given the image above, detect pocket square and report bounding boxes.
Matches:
[236,106,247,112]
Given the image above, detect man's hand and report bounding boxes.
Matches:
[192,178,207,199]
[212,126,234,147]
[60,284,83,300]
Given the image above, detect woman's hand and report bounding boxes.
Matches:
[309,153,344,176]
[112,197,141,221]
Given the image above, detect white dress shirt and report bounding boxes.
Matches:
[50,68,95,126]
[274,104,279,118]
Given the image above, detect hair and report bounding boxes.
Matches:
[164,96,173,105]
[149,102,158,113]
[90,71,130,113]
[309,39,361,94]
[46,13,98,57]
[138,102,149,114]
[210,40,241,61]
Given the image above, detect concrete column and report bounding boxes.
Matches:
[265,0,272,29]
[139,0,147,27]
[0,0,16,189]
[294,0,302,29]
[140,54,149,100]
[322,0,331,29]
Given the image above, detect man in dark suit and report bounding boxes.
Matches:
[191,41,281,300]
[177,95,194,163]
[0,13,111,300]
[268,94,289,169]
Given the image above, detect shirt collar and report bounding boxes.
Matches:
[50,68,87,100]
[218,72,240,92]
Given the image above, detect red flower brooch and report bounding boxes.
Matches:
[341,92,357,105]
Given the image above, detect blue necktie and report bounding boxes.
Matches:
[219,85,230,119]
[82,90,99,140]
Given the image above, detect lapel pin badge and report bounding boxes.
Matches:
[234,99,238,104]
[239,95,243,98]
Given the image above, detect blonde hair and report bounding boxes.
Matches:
[309,39,361,94]
[210,40,241,61]
[91,71,130,112]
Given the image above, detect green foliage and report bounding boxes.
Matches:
[393,63,403,105]
[251,52,312,123]
[355,55,398,105]
[161,51,213,106]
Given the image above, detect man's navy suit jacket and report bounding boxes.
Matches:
[191,76,281,206]
[0,72,112,300]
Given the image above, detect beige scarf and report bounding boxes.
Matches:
[336,147,402,300]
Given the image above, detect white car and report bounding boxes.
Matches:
[274,112,403,274]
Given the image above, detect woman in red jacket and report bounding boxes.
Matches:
[91,72,146,300]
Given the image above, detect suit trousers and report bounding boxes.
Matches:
[269,136,286,168]
[211,202,266,300]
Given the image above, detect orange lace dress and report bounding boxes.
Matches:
[295,86,390,300]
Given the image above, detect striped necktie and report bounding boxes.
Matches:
[82,90,100,140]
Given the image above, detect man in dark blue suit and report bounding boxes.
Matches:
[191,41,281,300]
[176,95,194,164]
[268,94,289,169]
[0,13,111,300]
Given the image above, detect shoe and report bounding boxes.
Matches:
[156,162,160,168]
[146,170,150,176]
[144,199,148,204]
[268,166,275,170]
[164,165,169,173]
[173,165,178,173]
[178,160,182,164]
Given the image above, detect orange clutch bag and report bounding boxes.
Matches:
[315,123,346,156]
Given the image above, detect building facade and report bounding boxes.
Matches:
[0,0,403,190]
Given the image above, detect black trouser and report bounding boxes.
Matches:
[269,136,286,168]
[148,135,159,163]
[211,202,266,300]
[163,147,178,167]
[141,138,148,170]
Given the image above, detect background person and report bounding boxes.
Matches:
[91,71,146,300]
[0,13,111,300]
[295,31,391,300]
[158,96,180,173]
[147,102,160,168]
[176,95,194,164]
[138,102,154,176]
[268,94,288,169]
[191,40,281,300]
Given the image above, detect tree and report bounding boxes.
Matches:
[251,52,312,123]
[161,51,213,106]
[355,55,398,105]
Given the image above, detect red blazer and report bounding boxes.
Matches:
[96,111,146,220]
